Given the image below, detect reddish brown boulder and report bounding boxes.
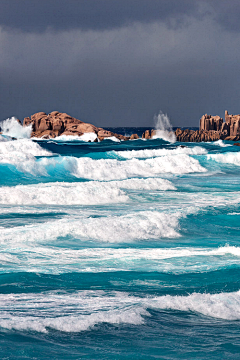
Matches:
[97,129,114,138]
[142,130,151,139]
[200,114,223,132]
[22,111,130,141]
[130,134,139,140]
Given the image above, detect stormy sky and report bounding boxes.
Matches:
[0,0,240,127]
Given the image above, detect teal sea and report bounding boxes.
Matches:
[0,125,240,359]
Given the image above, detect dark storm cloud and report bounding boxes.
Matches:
[1,0,240,127]
[0,0,201,32]
[208,0,240,32]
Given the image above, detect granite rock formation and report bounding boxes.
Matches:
[142,111,240,142]
[23,111,129,141]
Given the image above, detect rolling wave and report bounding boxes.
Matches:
[0,289,239,333]
[0,178,175,205]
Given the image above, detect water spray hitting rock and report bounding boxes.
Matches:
[152,112,176,143]
[0,117,32,139]
[142,112,176,143]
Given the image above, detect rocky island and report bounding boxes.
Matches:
[174,111,240,142]
[21,111,132,141]
[142,110,240,142]
[2,110,240,142]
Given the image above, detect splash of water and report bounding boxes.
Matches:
[152,112,176,143]
[0,117,32,139]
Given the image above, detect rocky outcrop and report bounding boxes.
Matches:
[196,110,240,141]
[21,110,240,142]
[142,129,157,139]
[175,128,223,142]
[130,134,139,140]
[199,114,223,132]
[142,110,240,142]
[23,111,129,141]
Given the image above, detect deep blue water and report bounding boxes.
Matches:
[0,127,240,359]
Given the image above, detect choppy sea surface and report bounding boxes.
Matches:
[0,126,240,359]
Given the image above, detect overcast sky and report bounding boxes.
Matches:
[0,0,240,127]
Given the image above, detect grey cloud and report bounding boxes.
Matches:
[0,2,240,127]
[1,16,240,127]
[208,0,240,32]
[0,0,201,32]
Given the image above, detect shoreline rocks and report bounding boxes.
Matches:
[175,111,240,142]
[23,111,130,141]
[20,109,240,142]
[143,110,240,142]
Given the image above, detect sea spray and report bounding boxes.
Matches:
[152,111,176,143]
[0,117,32,139]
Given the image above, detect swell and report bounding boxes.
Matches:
[0,289,240,333]
[1,245,240,275]
[0,178,175,205]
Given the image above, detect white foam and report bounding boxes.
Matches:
[0,139,53,173]
[207,152,240,166]
[113,146,207,159]
[103,136,121,142]
[212,140,232,147]
[147,290,240,320]
[52,135,84,141]
[0,140,206,178]
[113,177,176,190]
[63,155,206,180]
[0,291,149,333]
[0,211,181,244]
[2,245,240,275]
[0,181,128,205]
[0,289,239,333]
[0,117,32,139]
[0,178,175,205]
[0,135,10,142]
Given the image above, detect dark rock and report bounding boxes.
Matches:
[142,130,151,139]
[130,134,139,140]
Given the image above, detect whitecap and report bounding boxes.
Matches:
[113,146,207,159]
[0,289,239,333]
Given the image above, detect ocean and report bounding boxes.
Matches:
[0,123,240,359]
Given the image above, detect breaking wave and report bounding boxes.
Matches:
[0,117,32,139]
[207,152,240,166]
[1,245,240,275]
[0,178,175,205]
[0,211,181,244]
[0,139,52,172]
[0,289,240,333]
[38,155,206,180]
[113,146,207,159]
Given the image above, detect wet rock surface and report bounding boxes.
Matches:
[142,110,240,142]
[23,111,129,141]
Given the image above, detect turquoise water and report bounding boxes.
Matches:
[0,131,240,359]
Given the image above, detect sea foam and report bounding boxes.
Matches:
[113,146,207,159]
[0,139,52,174]
[64,155,206,180]
[0,178,175,205]
[0,117,32,139]
[0,211,181,244]
[1,245,240,275]
[207,152,240,166]
[0,289,239,333]
[0,139,206,178]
